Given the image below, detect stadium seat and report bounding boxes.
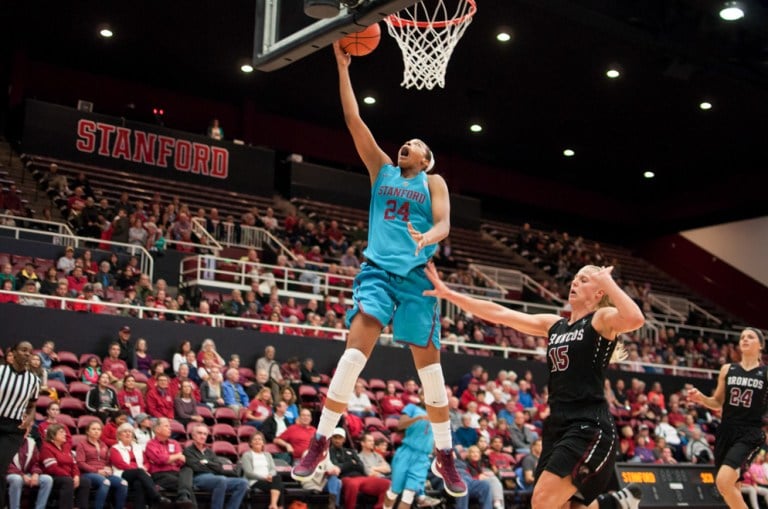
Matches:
[46,379,69,397]
[212,423,238,444]
[236,425,257,444]
[213,407,238,425]
[71,434,87,448]
[55,351,81,369]
[58,396,85,417]
[77,414,102,432]
[212,440,238,462]
[55,413,78,433]
[368,378,386,392]
[237,442,250,456]
[68,381,91,401]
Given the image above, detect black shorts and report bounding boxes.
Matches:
[535,403,617,505]
[715,424,764,477]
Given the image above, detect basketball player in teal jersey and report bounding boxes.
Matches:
[689,327,768,509]
[423,263,645,509]
[291,41,468,499]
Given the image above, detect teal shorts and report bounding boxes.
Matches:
[345,262,441,348]
[390,444,432,494]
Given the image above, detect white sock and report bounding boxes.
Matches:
[432,420,453,450]
[316,407,343,438]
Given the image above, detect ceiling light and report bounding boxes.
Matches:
[699,101,712,110]
[563,148,575,157]
[363,96,376,105]
[99,28,113,38]
[496,32,512,43]
[470,124,482,133]
[644,170,655,179]
[719,1,745,21]
[240,64,254,73]
[606,69,620,79]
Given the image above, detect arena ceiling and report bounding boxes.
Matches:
[3,0,768,234]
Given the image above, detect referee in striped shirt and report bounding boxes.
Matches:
[0,342,41,504]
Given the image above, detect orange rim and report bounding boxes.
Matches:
[386,0,477,29]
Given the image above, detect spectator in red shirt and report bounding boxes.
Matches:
[40,424,92,509]
[66,266,88,294]
[143,418,194,508]
[146,374,175,419]
[102,412,129,448]
[37,402,72,446]
[174,363,200,402]
[109,422,171,509]
[75,420,128,509]
[379,382,405,419]
[460,379,480,410]
[273,408,316,460]
[401,379,421,407]
[102,342,128,388]
[117,374,146,418]
[6,431,53,509]
[281,297,305,322]
[0,278,18,303]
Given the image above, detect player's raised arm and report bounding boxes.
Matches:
[333,42,390,183]
[423,262,560,337]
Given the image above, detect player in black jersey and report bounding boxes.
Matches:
[689,327,768,509]
[424,263,645,509]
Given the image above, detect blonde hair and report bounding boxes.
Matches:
[579,265,627,363]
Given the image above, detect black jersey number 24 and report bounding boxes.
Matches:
[729,387,753,408]
[549,345,570,372]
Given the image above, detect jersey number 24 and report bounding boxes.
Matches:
[384,200,410,222]
[729,387,753,408]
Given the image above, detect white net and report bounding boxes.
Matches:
[385,0,477,90]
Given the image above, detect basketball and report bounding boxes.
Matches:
[339,23,381,57]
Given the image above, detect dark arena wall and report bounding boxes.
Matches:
[0,304,714,397]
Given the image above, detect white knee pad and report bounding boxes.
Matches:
[401,489,416,504]
[326,348,367,404]
[418,363,449,408]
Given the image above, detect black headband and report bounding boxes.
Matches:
[744,327,766,347]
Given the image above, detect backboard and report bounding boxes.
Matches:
[253,0,418,71]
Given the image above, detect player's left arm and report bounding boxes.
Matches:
[590,266,646,340]
[407,174,450,255]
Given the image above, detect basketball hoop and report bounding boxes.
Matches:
[385,0,477,90]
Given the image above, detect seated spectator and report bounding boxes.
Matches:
[454,414,479,449]
[172,340,194,375]
[146,374,175,419]
[486,436,515,475]
[110,422,171,509]
[39,268,60,296]
[85,372,120,422]
[56,246,76,274]
[358,432,391,479]
[241,431,285,509]
[280,356,302,391]
[117,374,146,418]
[183,424,249,509]
[0,278,19,303]
[132,414,154,452]
[348,380,376,419]
[200,366,226,410]
[15,261,40,291]
[510,411,537,454]
[443,448,493,509]
[327,427,391,509]
[260,401,292,453]
[37,402,72,446]
[685,428,713,464]
[103,342,129,387]
[75,420,129,509]
[297,454,342,509]
[379,382,405,420]
[243,387,273,429]
[40,424,92,509]
[517,439,541,493]
[6,430,54,509]
[82,355,102,385]
[465,445,504,509]
[66,266,88,294]
[273,408,315,462]
[102,412,129,447]
[299,357,322,388]
[294,255,321,294]
[134,338,154,377]
[197,339,225,368]
[632,435,656,464]
[174,380,204,427]
[222,368,250,413]
[278,386,299,425]
[37,341,66,383]
[143,418,195,508]
[146,361,169,393]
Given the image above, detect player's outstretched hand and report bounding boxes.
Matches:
[333,41,351,67]
[687,387,704,404]
[423,262,450,298]
[589,266,615,289]
[407,222,428,255]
